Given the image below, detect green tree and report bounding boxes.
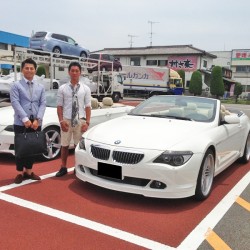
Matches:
[189,70,202,96]
[234,82,243,103]
[36,65,46,77]
[210,66,224,99]
[177,69,185,89]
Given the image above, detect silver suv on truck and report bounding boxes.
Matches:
[30,31,89,58]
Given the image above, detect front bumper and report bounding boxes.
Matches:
[75,144,204,199]
[0,128,14,155]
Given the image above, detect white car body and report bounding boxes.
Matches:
[75,95,250,200]
[0,90,134,160]
[0,72,60,94]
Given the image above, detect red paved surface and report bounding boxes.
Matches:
[1,152,249,249]
[1,100,250,249]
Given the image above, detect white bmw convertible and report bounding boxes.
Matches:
[75,95,250,200]
[0,90,133,161]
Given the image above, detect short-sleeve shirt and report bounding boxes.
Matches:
[57,82,91,120]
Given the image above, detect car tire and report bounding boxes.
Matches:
[112,92,120,103]
[194,149,215,201]
[52,47,61,57]
[80,52,87,58]
[42,126,61,161]
[238,133,250,163]
[53,81,59,89]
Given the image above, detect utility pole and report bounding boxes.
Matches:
[148,20,159,46]
[128,34,138,48]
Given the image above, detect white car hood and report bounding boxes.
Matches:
[87,115,212,150]
[0,106,56,127]
[0,106,14,126]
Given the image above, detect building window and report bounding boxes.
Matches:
[130,57,140,66]
[158,60,168,66]
[186,80,190,88]
[236,66,250,72]
[203,60,207,68]
[58,67,64,71]
[242,85,250,92]
[0,43,8,50]
[146,60,157,66]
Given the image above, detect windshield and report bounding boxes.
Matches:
[129,95,217,122]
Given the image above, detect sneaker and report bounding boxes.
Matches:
[14,174,23,184]
[55,167,68,177]
[30,172,41,181]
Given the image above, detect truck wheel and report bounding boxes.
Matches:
[112,92,120,103]
[53,82,59,89]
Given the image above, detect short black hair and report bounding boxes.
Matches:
[68,61,81,72]
[21,58,37,70]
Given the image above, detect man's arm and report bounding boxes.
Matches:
[85,106,91,125]
[10,82,29,122]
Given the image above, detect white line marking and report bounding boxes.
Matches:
[0,168,249,250]
[0,192,173,250]
[0,167,75,192]
[177,171,250,250]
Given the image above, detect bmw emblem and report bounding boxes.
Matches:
[114,140,121,144]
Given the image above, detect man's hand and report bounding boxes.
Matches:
[81,123,89,133]
[60,120,69,132]
[24,120,32,128]
[31,119,39,130]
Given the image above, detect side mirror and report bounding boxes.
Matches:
[126,107,134,113]
[224,114,240,124]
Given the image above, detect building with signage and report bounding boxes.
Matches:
[0,30,29,73]
[231,49,250,92]
[95,45,217,89]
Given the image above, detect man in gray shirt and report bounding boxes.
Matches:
[10,58,46,184]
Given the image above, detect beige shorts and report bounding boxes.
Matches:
[61,119,86,147]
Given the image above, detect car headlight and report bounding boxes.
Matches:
[79,137,86,150]
[153,150,193,166]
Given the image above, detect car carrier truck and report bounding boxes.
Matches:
[122,65,183,97]
[13,47,124,102]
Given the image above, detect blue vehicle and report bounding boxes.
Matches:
[30,31,89,58]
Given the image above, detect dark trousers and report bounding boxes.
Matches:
[14,125,41,171]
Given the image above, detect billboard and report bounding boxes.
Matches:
[167,56,198,71]
[232,50,250,61]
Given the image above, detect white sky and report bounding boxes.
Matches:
[1,0,250,52]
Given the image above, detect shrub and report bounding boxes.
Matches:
[189,70,202,96]
[210,66,224,99]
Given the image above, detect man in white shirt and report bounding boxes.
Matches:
[56,61,91,177]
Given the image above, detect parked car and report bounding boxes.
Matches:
[0,72,60,95]
[0,90,133,160]
[75,95,250,200]
[30,31,90,58]
[87,53,122,72]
